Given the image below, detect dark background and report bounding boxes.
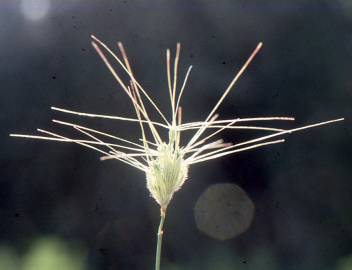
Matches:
[1,1,351,269]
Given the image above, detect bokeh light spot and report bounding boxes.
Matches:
[0,246,19,270]
[194,183,255,240]
[22,237,86,270]
[20,0,50,21]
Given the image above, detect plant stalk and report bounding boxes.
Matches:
[155,208,166,270]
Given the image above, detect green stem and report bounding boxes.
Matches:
[155,208,166,270]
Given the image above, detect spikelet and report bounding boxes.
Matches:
[146,142,188,210]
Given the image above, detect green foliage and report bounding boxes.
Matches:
[0,237,86,270]
[336,254,352,270]
[0,246,20,270]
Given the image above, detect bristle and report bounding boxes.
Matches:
[185,43,263,149]
[189,118,344,163]
[189,139,285,164]
[91,35,170,125]
[175,65,192,115]
[51,107,168,128]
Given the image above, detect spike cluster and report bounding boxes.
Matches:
[10,36,344,209]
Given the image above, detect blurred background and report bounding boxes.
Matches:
[1,1,351,269]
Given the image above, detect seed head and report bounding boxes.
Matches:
[10,35,344,210]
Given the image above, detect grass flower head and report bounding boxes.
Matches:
[10,35,344,270]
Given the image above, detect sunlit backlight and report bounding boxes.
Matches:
[20,0,50,21]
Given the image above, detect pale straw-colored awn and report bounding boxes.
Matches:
[10,35,344,270]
